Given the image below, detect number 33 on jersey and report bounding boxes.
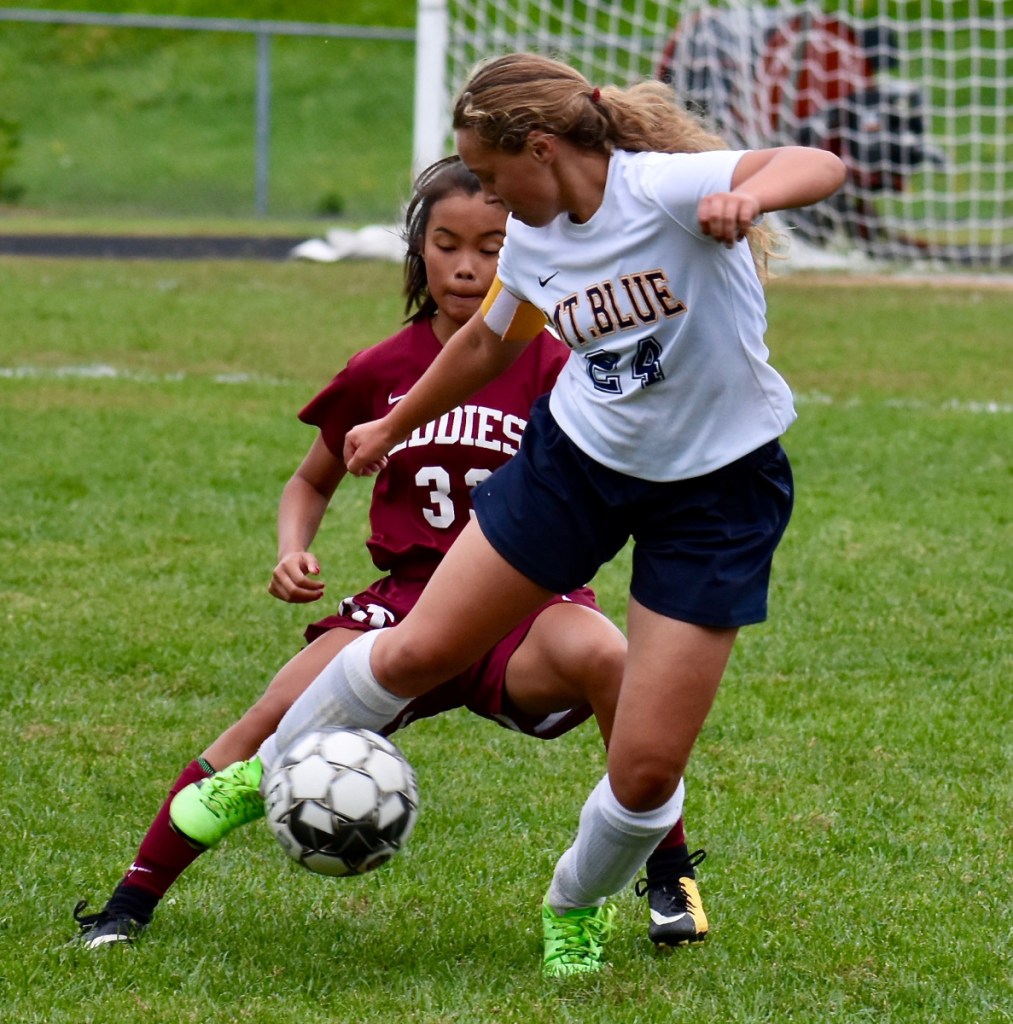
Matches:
[297,317,571,574]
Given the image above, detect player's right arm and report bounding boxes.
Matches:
[270,435,347,603]
[699,146,846,247]
[344,281,546,476]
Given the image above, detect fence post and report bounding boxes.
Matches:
[255,31,271,216]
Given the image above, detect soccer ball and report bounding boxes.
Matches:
[264,727,419,877]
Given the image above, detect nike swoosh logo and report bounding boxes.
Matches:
[538,271,559,287]
[388,391,409,404]
[650,910,691,926]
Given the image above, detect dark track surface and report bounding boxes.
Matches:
[3,232,1008,275]
[0,234,305,260]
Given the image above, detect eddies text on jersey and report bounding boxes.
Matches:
[387,403,527,456]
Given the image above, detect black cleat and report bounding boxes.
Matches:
[72,883,157,949]
[635,847,709,947]
[73,900,146,948]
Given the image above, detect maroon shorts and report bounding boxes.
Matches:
[305,576,601,740]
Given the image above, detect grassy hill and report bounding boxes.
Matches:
[4,1,413,24]
[0,2,417,223]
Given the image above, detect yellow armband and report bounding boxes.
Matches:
[480,277,547,342]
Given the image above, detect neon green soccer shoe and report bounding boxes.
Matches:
[541,901,615,977]
[169,757,265,848]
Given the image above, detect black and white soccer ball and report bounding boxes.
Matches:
[264,727,419,877]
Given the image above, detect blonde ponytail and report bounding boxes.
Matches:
[453,53,783,277]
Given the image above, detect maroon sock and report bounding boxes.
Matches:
[654,815,687,851]
[117,759,214,901]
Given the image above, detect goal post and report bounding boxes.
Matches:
[414,0,1011,270]
[413,0,450,177]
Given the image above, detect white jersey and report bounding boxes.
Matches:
[496,148,796,481]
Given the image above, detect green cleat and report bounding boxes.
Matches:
[542,901,615,977]
[169,757,265,849]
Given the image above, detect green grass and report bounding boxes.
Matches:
[0,1,419,219]
[0,25,416,221]
[0,258,1010,1023]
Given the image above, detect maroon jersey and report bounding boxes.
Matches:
[300,318,570,577]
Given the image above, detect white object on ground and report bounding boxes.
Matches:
[290,224,405,263]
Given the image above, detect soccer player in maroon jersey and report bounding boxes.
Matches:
[74,157,707,950]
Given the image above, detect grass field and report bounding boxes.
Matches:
[0,257,1010,1024]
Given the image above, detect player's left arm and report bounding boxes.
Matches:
[270,434,347,603]
[698,146,847,247]
[344,291,541,476]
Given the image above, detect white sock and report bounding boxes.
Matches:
[545,774,686,913]
[258,630,410,775]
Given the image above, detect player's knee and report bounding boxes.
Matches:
[550,622,624,706]
[608,752,684,813]
[581,632,625,701]
[377,630,464,691]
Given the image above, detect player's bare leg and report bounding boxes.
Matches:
[542,599,734,972]
[171,521,553,847]
[503,600,626,743]
[73,626,365,946]
[371,519,555,696]
[607,600,736,812]
[510,598,710,949]
[202,627,361,769]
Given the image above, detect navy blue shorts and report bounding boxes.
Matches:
[472,396,794,628]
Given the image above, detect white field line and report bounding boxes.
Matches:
[794,390,1011,414]
[1,364,1009,415]
[0,363,287,385]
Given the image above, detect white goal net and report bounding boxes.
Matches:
[416,0,1011,269]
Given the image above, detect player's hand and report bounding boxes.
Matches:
[698,190,761,248]
[269,551,326,603]
[344,419,394,477]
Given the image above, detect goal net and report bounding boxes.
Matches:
[417,0,1011,270]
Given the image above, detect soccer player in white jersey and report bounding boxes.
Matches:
[75,156,707,952]
[170,54,845,976]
